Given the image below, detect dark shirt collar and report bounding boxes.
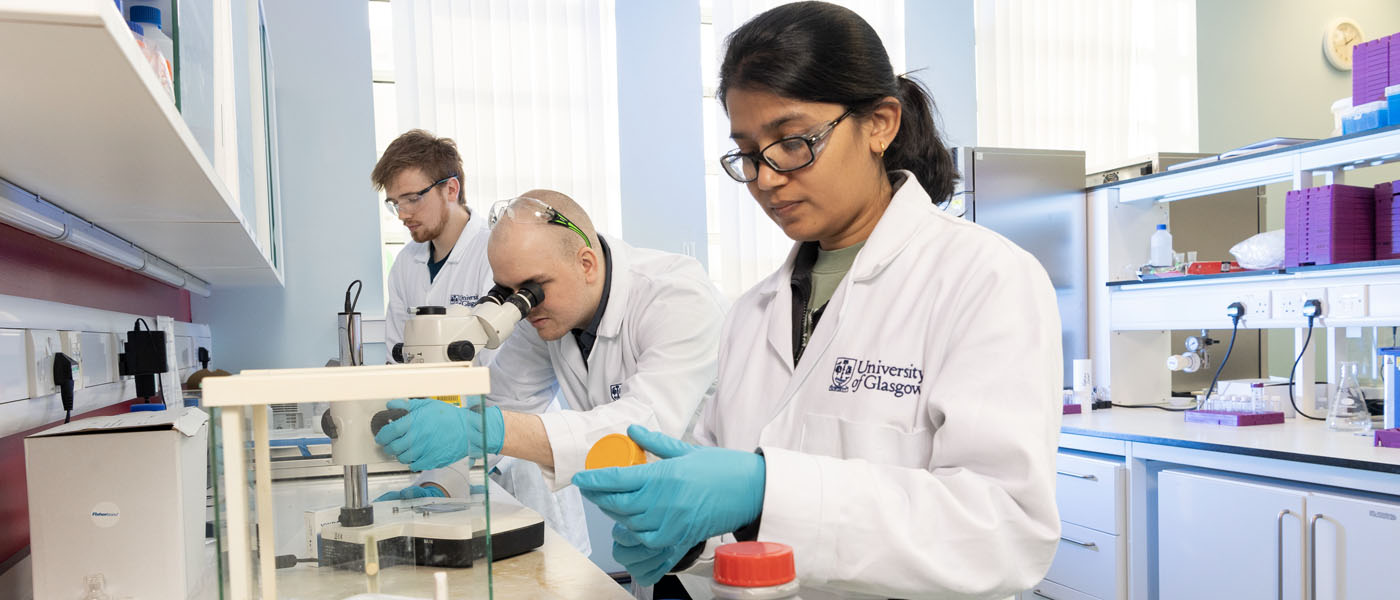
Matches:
[572,236,613,362]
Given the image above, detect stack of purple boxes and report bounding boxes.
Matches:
[1353,36,1392,104]
[1284,184,1375,267]
[1379,181,1400,261]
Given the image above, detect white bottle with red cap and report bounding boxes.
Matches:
[711,541,801,599]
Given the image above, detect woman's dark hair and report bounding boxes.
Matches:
[718,1,957,203]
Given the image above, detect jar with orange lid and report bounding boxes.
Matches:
[711,541,800,600]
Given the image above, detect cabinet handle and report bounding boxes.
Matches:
[1055,470,1097,481]
[1031,589,1057,599]
[1276,509,1291,600]
[1059,535,1098,549]
[1309,513,1323,600]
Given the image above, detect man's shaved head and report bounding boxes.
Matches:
[520,189,596,257]
[486,189,607,341]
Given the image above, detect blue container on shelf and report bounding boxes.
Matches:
[1345,101,1388,133]
[1389,85,1400,127]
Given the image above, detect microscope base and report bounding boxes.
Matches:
[318,498,544,571]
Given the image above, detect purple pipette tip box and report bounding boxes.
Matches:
[1375,428,1400,448]
[1063,403,1082,415]
[1184,410,1286,427]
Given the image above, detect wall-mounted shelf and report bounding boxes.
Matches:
[1090,125,1400,203]
[0,0,282,287]
[1108,261,1400,330]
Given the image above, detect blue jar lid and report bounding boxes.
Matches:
[128,22,144,36]
[130,403,166,412]
[129,5,161,28]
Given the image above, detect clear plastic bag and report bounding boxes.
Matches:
[1229,229,1285,270]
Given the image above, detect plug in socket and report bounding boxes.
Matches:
[59,331,83,391]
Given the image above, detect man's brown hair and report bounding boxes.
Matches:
[371,129,467,207]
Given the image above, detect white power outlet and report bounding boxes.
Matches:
[1327,285,1367,318]
[1272,289,1326,320]
[1237,293,1270,320]
[25,329,61,398]
[1273,291,1304,320]
[59,330,83,391]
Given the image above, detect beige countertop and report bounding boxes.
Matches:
[269,526,630,599]
[1060,408,1400,473]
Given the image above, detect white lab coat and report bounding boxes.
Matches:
[383,214,590,555]
[385,215,496,361]
[691,172,1063,599]
[486,234,728,490]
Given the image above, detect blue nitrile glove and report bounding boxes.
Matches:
[610,522,695,586]
[374,484,445,502]
[571,425,765,560]
[373,398,505,471]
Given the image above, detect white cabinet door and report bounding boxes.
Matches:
[1307,491,1400,599]
[1159,469,1306,600]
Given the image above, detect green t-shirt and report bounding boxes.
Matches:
[800,240,865,350]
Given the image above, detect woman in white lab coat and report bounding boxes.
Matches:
[571,3,1063,598]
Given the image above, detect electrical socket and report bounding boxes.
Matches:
[24,329,61,398]
[1327,285,1367,319]
[1272,289,1325,320]
[1237,293,1270,320]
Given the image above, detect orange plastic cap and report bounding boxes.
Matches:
[584,433,647,470]
[713,541,795,587]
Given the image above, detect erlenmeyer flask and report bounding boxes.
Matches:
[1327,361,1372,432]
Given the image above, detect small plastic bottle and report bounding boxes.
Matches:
[129,6,173,69]
[1149,224,1174,267]
[128,7,175,101]
[712,541,801,600]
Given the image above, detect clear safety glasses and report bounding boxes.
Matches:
[384,174,458,217]
[488,196,592,249]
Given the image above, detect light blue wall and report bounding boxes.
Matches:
[614,0,708,267]
[192,0,386,370]
[905,0,977,148]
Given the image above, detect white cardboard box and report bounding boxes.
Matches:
[25,407,209,599]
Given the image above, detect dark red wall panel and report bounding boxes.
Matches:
[0,222,191,321]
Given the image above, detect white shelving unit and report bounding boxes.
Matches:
[0,0,282,286]
[1088,126,1400,409]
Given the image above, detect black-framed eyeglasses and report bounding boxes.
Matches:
[719,109,854,183]
[488,196,592,249]
[384,174,458,216]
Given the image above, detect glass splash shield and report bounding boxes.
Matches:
[202,363,507,599]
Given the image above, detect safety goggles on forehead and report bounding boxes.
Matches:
[488,196,592,249]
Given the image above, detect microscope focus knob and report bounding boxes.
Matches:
[446,341,476,362]
[391,343,404,363]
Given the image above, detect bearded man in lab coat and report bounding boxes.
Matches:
[372,189,727,570]
[369,130,589,554]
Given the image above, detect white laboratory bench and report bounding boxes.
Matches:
[1023,408,1400,600]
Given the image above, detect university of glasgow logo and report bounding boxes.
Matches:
[449,294,478,307]
[610,383,623,400]
[830,357,857,392]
